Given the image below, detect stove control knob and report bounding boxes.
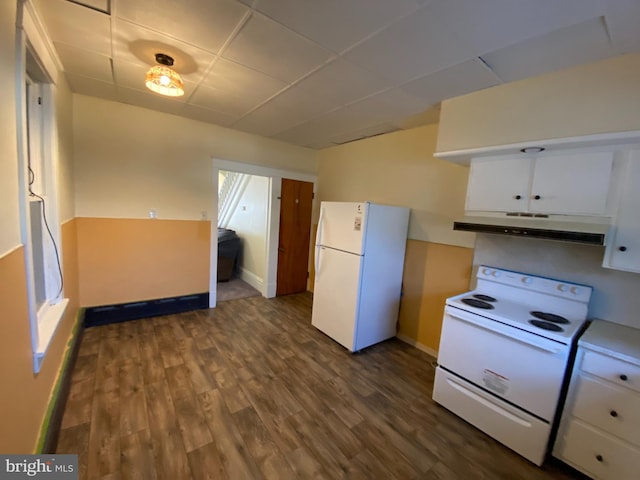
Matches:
[557,284,568,292]
[482,268,492,276]
[491,270,501,277]
[521,277,532,285]
[570,286,580,295]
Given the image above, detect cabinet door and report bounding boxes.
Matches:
[530,152,613,215]
[604,155,640,272]
[466,156,531,212]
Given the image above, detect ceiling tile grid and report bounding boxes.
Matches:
[31,0,640,149]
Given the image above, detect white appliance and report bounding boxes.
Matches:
[433,266,593,466]
[311,202,409,352]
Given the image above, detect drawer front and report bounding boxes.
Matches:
[581,350,640,393]
[433,367,550,466]
[572,375,640,446]
[556,419,640,480]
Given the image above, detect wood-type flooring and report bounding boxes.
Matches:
[56,292,586,479]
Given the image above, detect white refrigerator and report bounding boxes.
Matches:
[311,202,410,352]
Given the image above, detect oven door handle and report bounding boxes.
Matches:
[445,308,564,355]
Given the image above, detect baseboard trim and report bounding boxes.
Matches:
[396,333,438,359]
[40,312,84,453]
[84,292,209,328]
[239,268,263,293]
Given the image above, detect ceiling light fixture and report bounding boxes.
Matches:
[145,53,184,97]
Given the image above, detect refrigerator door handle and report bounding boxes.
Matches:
[315,246,322,275]
[316,207,325,246]
[314,208,325,275]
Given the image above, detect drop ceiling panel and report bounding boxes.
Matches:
[329,122,399,145]
[65,73,118,100]
[428,0,607,58]
[274,107,385,146]
[222,12,334,83]
[54,42,113,82]
[34,0,111,55]
[116,0,249,54]
[343,6,475,85]
[114,86,187,115]
[283,58,391,110]
[188,84,259,116]
[235,101,321,137]
[392,105,441,129]
[482,18,615,83]
[200,58,286,102]
[345,88,429,125]
[605,0,640,53]
[245,59,391,127]
[400,58,502,105]
[250,0,420,52]
[112,19,216,84]
[181,104,239,127]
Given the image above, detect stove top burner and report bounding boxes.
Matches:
[473,294,497,302]
[530,311,569,324]
[462,298,495,309]
[529,319,564,332]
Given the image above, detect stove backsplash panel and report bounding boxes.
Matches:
[472,234,640,329]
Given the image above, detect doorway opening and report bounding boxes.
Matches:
[209,159,317,308]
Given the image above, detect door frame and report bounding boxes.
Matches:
[210,158,317,308]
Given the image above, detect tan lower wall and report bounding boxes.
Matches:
[398,240,474,353]
[76,217,211,307]
[0,234,79,453]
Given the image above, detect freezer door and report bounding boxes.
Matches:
[311,246,363,351]
[316,202,367,254]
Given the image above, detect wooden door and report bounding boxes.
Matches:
[276,178,313,295]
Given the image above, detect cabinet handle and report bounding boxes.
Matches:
[533,195,541,200]
[514,195,522,200]
[620,374,628,381]
[610,410,618,418]
[618,246,627,252]
[596,454,604,463]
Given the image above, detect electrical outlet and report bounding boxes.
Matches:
[149,209,157,219]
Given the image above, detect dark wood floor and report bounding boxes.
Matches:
[56,293,585,479]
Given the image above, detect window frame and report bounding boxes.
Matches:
[16,0,68,373]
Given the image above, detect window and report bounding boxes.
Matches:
[17,2,68,373]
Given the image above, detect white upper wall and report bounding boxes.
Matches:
[73,95,317,220]
[317,124,473,248]
[225,175,269,281]
[56,77,75,223]
[437,53,640,153]
[0,1,20,255]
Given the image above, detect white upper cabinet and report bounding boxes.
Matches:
[466,151,614,215]
[603,152,640,273]
[466,156,531,212]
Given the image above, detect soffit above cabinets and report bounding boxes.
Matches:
[32,0,640,149]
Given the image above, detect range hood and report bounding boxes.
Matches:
[453,215,610,246]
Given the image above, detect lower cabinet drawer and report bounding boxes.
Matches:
[556,419,640,480]
[572,375,640,446]
[581,350,640,393]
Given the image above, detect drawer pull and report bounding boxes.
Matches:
[596,454,604,463]
[619,374,628,381]
[609,410,618,418]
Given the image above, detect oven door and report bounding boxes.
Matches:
[437,305,570,422]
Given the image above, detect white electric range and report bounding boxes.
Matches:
[433,266,593,466]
